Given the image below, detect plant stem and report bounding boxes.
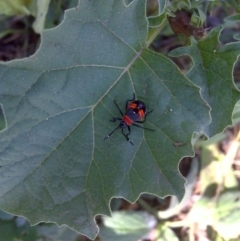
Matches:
[137,198,159,219]
[146,18,168,47]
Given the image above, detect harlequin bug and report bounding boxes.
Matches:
[103,94,154,146]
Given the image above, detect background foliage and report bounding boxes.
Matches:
[0,0,240,240]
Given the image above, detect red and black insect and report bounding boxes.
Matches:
[103,94,154,145]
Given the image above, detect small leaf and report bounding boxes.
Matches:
[232,100,240,124]
[146,0,167,27]
[226,0,240,12]
[214,189,240,239]
[158,0,167,15]
[224,13,240,22]
[189,186,240,240]
[190,187,240,239]
[173,0,191,10]
[188,184,217,225]
[99,211,157,241]
[148,13,167,28]
[156,225,179,241]
[170,26,240,136]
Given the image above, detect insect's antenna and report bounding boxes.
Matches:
[103,125,120,140]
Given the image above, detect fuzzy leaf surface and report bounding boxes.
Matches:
[0,0,210,239]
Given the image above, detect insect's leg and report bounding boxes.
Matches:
[127,126,131,136]
[110,117,122,122]
[125,93,136,110]
[136,109,153,123]
[145,109,153,116]
[103,125,120,140]
[132,123,154,131]
[114,100,124,116]
[121,127,134,145]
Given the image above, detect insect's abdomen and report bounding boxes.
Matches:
[127,100,146,121]
[122,115,133,125]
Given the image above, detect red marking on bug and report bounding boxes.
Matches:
[123,115,133,125]
[138,109,145,119]
[127,102,137,109]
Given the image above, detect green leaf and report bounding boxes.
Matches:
[224,13,240,22]
[188,184,217,225]
[170,26,240,137]
[191,6,206,26]
[156,224,179,241]
[99,211,157,241]
[0,0,32,16]
[233,100,240,124]
[189,187,240,240]
[158,0,167,15]
[170,0,191,10]
[0,218,37,241]
[214,189,240,240]
[0,0,210,239]
[226,0,240,12]
[148,13,167,28]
